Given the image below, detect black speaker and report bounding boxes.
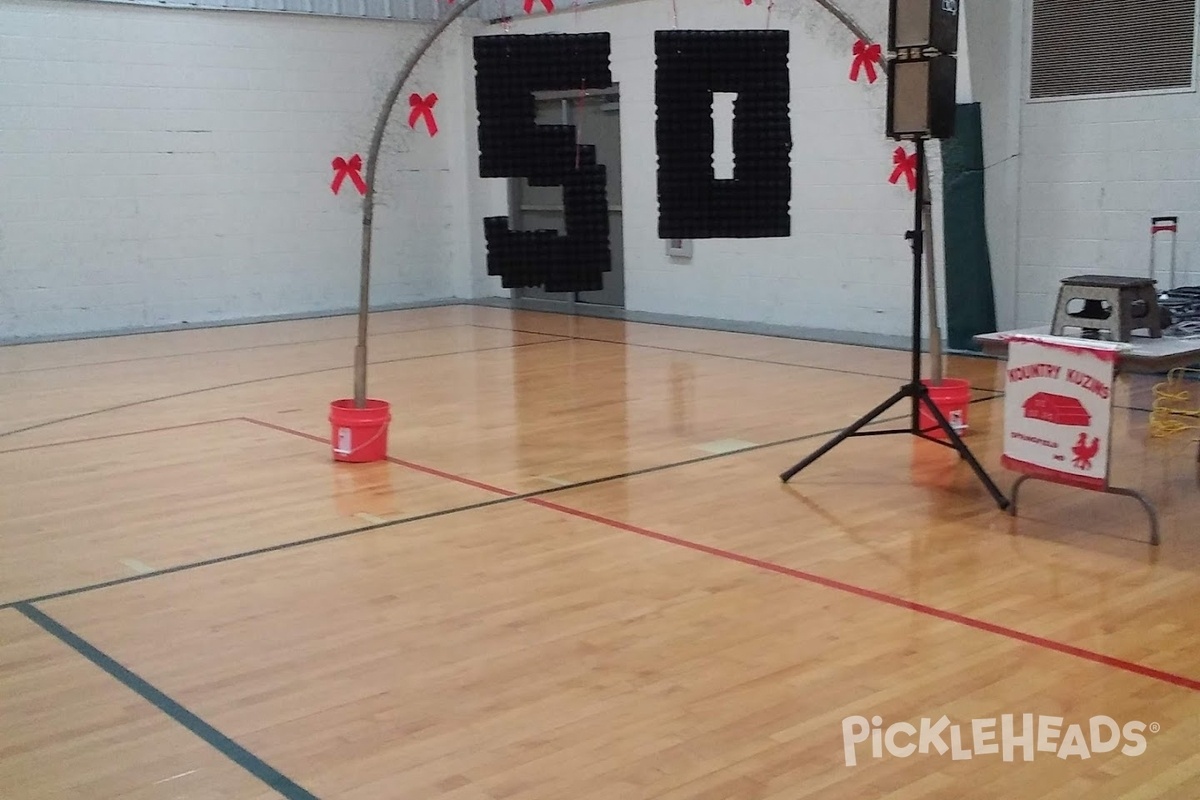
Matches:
[885,55,957,139]
[887,0,959,54]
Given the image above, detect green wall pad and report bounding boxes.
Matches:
[940,102,998,351]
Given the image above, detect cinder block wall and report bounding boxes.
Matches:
[1015,92,1200,327]
[967,0,1200,330]
[7,0,1193,342]
[0,0,477,341]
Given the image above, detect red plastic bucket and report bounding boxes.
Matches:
[918,378,970,440]
[328,399,391,462]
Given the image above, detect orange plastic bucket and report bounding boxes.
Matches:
[328,399,391,462]
[918,378,970,440]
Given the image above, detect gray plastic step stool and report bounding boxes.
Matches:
[1050,275,1163,342]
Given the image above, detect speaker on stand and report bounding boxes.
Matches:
[886,0,959,140]
[780,0,1009,510]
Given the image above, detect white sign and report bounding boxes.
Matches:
[1001,334,1125,490]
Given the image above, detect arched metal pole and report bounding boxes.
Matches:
[354,0,491,407]
[809,0,873,43]
[350,0,945,406]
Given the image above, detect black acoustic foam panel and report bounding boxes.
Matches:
[474,33,613,292]
[655,30,792,239]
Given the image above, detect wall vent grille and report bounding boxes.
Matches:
[1030,0,1197,99]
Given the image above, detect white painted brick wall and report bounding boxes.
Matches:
[1016,88,1200,327]
[0,0,477,340]
[970,60,1023,333]
[479,0,949,339]
[966,0,1200,331]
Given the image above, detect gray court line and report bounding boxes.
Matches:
[0,336,569,440]
[0,418,242,456]
[469,323,1006,394]
[0,322,468,376]
[0,393,1004,611]
[471,323,1174,414]
[13,603,319,800]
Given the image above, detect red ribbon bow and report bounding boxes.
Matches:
[523,0,553,12]
[330,154,366,196]
[850,40,881,84]
[888,147,917,192]
[408,92,439,136]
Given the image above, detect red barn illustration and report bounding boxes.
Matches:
[1023,392,1091,426]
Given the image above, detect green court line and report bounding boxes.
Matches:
[14,603,320,800]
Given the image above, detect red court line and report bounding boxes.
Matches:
[525,498,1200,692]
[0,418,241,455]
[244,416,1200,693]
[239,417,518,497]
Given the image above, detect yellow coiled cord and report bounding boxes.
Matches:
[1149,368,1200,438]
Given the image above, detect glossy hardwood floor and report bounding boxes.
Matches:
[1,305,1198,800]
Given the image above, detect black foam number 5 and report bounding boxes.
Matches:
[474,33,614,292]
[655,30,792,239]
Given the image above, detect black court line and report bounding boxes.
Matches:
[6,493,527,609]
[0,394,1004,611]
[470,323,1182,415]
[14,603,319,800]
[0,322,469,375]
[470,323,1007,395]
[0,418,241,456]
[0,336,569,440]
[516,392,1007,495]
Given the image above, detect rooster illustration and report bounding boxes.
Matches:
[1072,433,1101,470]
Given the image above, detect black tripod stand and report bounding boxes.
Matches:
[779,137,1009,510]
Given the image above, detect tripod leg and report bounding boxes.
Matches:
[780,386,912,482]
[917,390,1010,510]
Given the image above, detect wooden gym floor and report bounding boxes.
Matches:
[2,304,1198,799]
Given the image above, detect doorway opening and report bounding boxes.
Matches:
[509,85,624,313]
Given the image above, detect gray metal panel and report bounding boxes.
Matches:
[1030,0,1197,99]
[74,0,600,20]
[78,0,465,20]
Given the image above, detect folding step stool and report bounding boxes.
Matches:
[1050,275,1163,342]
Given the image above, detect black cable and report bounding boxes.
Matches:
[1159,286,1200,336]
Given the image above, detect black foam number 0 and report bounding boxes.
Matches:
[655,30,792,239]
[474,33,614,292]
